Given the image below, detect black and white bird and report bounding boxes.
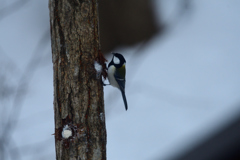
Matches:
[107,53,128,110]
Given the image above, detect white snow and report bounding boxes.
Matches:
[62,125,72,139]
[94,61,102,79]
[100,112,104,121]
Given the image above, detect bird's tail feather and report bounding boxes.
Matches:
[120,89,128,110]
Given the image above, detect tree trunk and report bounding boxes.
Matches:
[49,0,107,159]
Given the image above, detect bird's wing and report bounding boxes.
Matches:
[114,65,128,110]
[114,66,126,91]
[114,67,128,110]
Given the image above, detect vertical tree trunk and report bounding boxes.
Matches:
[49,0,106,159]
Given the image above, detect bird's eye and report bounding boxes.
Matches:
[113,56,120,64]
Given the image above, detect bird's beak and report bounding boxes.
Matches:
[112,53,115,55]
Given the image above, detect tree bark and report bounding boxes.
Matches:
[49,0,107,159]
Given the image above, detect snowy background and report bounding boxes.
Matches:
[1,0,240,159]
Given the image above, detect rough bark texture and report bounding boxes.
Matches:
[49,0,106,159]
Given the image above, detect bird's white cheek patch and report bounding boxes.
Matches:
[113,56,120,64]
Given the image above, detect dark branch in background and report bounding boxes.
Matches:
[99,0,160,53]
[0,0,31,21]
[0,46,17,100]
[0,29,50,160]
[0,46,19,160]
[167,107,240,160]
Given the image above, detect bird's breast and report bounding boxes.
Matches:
[108,65,119,88]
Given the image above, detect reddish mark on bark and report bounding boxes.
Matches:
[55,127,62,141]
[55,117,76,148]
[97,50,107,79]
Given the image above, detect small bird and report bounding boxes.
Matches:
[108,53,128,110]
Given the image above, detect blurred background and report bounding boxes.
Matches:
[1,0,240,159]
